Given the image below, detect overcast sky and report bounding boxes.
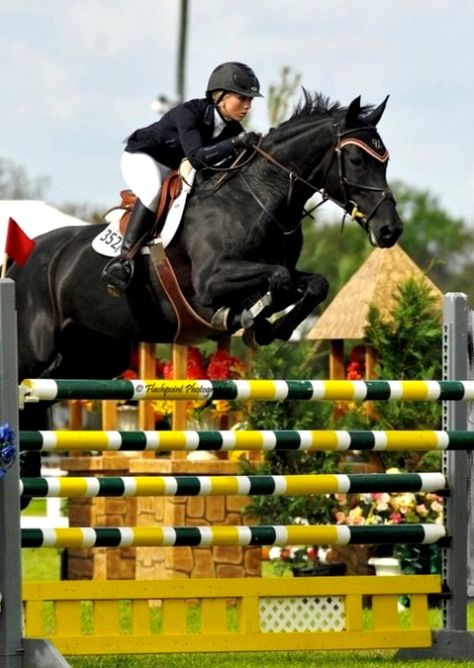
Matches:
[3,1,473,224]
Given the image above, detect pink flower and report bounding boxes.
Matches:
[415,504,429,517]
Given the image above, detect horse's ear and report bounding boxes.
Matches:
[344,96,362,128]
[364,95,389,126]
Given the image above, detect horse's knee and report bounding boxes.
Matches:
[307,274,329,301]
[268,267,293,295]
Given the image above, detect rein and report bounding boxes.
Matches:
[250,126,395,234]
[199,124,395,235]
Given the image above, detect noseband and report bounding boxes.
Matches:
[248,125,395,234]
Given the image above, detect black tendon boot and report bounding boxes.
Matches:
[102,200,156,297]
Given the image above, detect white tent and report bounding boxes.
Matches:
[0,200,90,265]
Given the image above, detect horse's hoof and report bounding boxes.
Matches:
[242,321,274,347]
[254,320,274,345]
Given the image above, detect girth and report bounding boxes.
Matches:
[148,242,227,345]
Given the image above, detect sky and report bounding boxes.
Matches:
[2,1,474,225]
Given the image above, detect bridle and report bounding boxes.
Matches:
[335,126,395,232]
[238,124,395,235]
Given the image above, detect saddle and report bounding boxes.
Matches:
[117,170,183,238]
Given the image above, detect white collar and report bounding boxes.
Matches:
[213,108,227,138]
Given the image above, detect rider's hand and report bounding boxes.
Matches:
[233,131,261,150]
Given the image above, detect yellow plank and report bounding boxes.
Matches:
[54,601,82,637]
[372,595,400,631]
[201,599,228,634]
[132,600,151,635]
[410,594,429,629]
[51,628,433,655]
[237,595,260,634]
[23,575,441,602]
[161,599,188,634]
[93,600,120,636]
[344,594,363,631]
[23,601,44,636]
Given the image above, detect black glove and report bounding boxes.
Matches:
[232,131,261,150]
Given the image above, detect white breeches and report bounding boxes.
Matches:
[120,151,170,212]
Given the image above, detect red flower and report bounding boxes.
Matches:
[207,350,246,380]
[120,369,139,380]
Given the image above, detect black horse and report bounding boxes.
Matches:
[10,92,402,388]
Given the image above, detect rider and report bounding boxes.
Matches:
[102,61,263,297]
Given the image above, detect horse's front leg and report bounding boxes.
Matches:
[250,271,329,344]
[239,266,298,329]
[193,260,297,332]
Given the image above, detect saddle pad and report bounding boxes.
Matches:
[92,209,123,257]
[92,165,196,257]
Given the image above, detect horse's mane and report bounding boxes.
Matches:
[279,89,374,128]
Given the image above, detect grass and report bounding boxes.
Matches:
[66,653,474,668]
[22,550,474,667]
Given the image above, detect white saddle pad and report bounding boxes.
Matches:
[92,163,196,258]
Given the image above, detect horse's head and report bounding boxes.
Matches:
[326,95,403,248]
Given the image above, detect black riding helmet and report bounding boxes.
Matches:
[206,62,263,100]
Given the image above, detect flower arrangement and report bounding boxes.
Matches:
[150,346,246,424]
[269,544,322,575]
[333,472,444,528]
[333,469,444,573]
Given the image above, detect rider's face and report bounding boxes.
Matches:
[218,93,252,122]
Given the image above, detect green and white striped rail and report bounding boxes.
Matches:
[20,472,447,498]
[19,378,474,402]
[21,523,446,549]
[20,429,474,452]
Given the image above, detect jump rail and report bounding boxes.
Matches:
[19,377,474,402]
[20,471,447,497]
[20,428,474,452]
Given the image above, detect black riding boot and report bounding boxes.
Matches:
[102,200,155,297]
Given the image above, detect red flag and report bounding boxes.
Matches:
[5,218,36,266]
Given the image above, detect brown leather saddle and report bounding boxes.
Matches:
[116,170,183,237]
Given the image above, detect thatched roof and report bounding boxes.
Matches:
[307,244,443,340]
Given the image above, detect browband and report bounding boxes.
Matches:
[340,136,389,163]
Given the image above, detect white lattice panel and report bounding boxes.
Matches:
[259,596,345,632]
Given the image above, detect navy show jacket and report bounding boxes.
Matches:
[124,98,244,169]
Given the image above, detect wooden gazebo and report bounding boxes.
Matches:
[306,244,443,378]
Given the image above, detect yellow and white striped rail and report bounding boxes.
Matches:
[20,472,447,498]
[22,523,446,549]
[19,378,474,402]
[20,429,474,452]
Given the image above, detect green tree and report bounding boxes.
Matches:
[391,181,474,299]
[239,341,339,526]
[336,278,443,472]
[297,181,474,304]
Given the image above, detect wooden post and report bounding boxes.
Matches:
[102,401,118,430]
[138,342,156,431]
[68,400,83,429]
[329,339,345,379]
[172,344,188,460]
[365,345,377,379]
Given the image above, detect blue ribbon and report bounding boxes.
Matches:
[0,424,15,479]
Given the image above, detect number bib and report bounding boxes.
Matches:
[91,210,124,257]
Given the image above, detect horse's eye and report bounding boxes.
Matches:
[349,153,363,167]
